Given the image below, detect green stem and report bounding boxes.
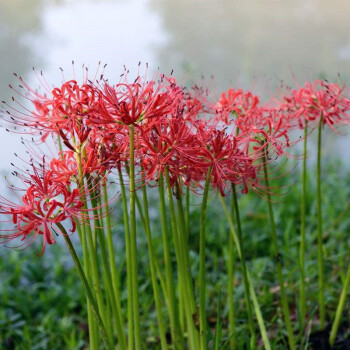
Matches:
[88,295,98,350]
[97,194,114,344]
[164,167,199,350]
[77,163,107,344]
[228,194,236,350]
[118,168,134,350]
[58,224,112,350]
[96,180,127,349]
[89,179,114,345]
[232,185,256,349]
[317,117,326,330]
[75,149,101,348]
[299,122,308,329]
[59,135,98,348]
[218,195,271,350]
[129,125,141,350]
[262,154,295,350]
[141,178,168,350]
[134,190,170,318]
[199,167,212,350]
[158,173,183,349]
[185,186,190,236]
[329,263,350,346]
[175,182,196,314]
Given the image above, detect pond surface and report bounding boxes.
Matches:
[0,0,349,180]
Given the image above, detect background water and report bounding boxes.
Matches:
[0,0,349,183]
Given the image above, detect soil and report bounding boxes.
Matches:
[308,324,350,350]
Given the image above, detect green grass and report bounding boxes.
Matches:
[1,159,350,349]
[0,246,86,349]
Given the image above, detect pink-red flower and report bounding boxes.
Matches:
[280,80,350,131]
[100,74,182,126]
[0,161,84,256]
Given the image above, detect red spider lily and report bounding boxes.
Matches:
[280,80,350,131]
[242,107,295,157]
[50,146,119,186]
[50,151,79,184]
[1,76,53,139]
[181,94,204,122]
[99,74,182,126]
[2,78,105,151]
[86,127,129,169]
[214,88,260,124]
[212,85,301,158]
[192,125,257,194]
[49,120,129,183]
[139,115,201,185]
[51,81,101,142]
[0,161,86,256]
[0,185,83,256]
[1,65,107,140]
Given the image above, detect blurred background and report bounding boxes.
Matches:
[1,0,350,171]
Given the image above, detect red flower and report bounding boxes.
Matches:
[193,126,257,194]
[242,107,294,157]
[0,161,84,256]
[280,80,350,131]
[214,88,260,124]
[140,116,198,184]
[100,74,182,126]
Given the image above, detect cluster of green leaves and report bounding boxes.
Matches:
[0,246,86,349]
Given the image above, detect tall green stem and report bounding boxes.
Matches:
[218,195,271,350]
[141,178,168,350]
[262,154,295,350]
[129,125,141,350]
[77,152,108,344]
[199,167,212,350]
[164,167,199,349]
[100,180,127,349]
[317,117,325,330]
[58,224,112,350]
[175,182,196,313]
[329,263,350,346]
[185,186,190,236]
[61,136,97,348]
[299,122,308,329]
[75,148,101,348]
[118,168,134,350]
[158,173,183,348]
[228,194,236,350]
[88,179,114,345]
[232,185,256,349]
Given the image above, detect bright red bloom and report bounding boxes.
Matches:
[2,77,102,147]
[50,151,79,184]
[0,161,84,256]
[192,125,257,194]
[100,74,182,126]
[214,88,260,124]
[140,115,199,184]
[280,80,350,131]
[239,107,294,157]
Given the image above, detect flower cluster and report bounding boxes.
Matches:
[1,67,350,254]
[279,79,350,131]
[0,159,84,255]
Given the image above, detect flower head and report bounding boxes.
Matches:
[0,160,84,256]
[280,80,350,131]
